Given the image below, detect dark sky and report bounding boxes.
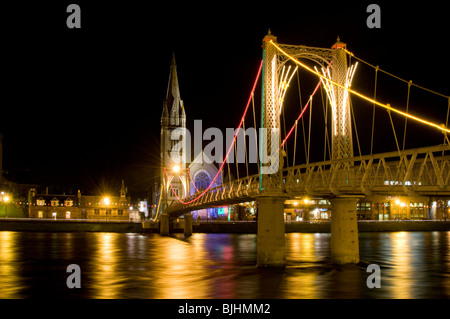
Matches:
[2,1,449,196]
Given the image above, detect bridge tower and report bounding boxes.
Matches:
[160,54,189,235]
[331,37,354,160]
[256,31,288,267]
[329,38,359,264]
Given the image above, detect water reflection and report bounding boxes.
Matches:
[0,231,449,298]
[89,233,120,298]
[0,232,21,298]
[390,232,412,298]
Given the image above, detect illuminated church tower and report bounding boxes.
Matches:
[161,54,187,209]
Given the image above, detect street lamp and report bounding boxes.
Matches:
[1,192,11,218]
[103,196,110,222]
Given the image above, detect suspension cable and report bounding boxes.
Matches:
[227,156,232,183]
[188,168,200,193]
[387,108,401,155]
[293,120,298,167]
[296,71,308,161]
[320,84,331,161]
[350,98,362,159]
[234,139,240,181]
[259,50,266,191]
[307,95,313,165]
[343,48,450,99]
[270,40,450,135]
[243,119,249,178]
[444,98,450,154]
[280,76,323,149]
[154,185,163,220]
[370,66,378,155]
[251,92,260,176]
[402,80,412,150]
[282,104,289,167]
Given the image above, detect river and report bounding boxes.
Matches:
[0,231,449,299]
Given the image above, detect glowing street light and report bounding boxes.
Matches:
[103,196,111,222]
[1,192,11,218]
[172,165,181,174]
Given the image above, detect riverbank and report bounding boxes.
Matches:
[0,218,449,233]
[0,218,142,233]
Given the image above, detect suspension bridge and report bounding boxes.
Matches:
[153,31,450,267]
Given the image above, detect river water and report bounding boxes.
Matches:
[0,231,449,299]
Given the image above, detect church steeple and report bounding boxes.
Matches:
[120,179,126,199]
[165,53,183,127]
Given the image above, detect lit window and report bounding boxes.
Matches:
[194,171,211,191]
[51,198,59,206]
[37,198,46,206]
[65,198,73,207]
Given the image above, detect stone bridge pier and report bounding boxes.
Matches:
[256,195,288,267]
[255,194,361,267]
[159,212,193,237]
[330,196,361,264]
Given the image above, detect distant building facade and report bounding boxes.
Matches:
[28,180,133,221]
[283,194,449,222]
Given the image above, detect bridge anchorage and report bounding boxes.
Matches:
[153,31,450,267]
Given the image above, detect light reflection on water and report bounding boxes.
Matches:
[0,231,449,299]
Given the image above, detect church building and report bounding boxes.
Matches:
[159,54,224,220]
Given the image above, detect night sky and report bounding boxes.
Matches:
[2,1,449,197]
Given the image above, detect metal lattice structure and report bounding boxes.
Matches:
[261,32,280,180]
[330,40,354,160]
[262,36,355,181]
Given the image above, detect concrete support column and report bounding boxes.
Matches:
[160,213,169,236]
[257,196,286,267]
[304,207,310,222]
[184,212,192,237]
[330,197,360,264]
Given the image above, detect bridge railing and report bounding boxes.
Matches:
[283,144,450,196]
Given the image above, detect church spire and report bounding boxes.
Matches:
[165,53,182,126]
[120,179,126,199]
